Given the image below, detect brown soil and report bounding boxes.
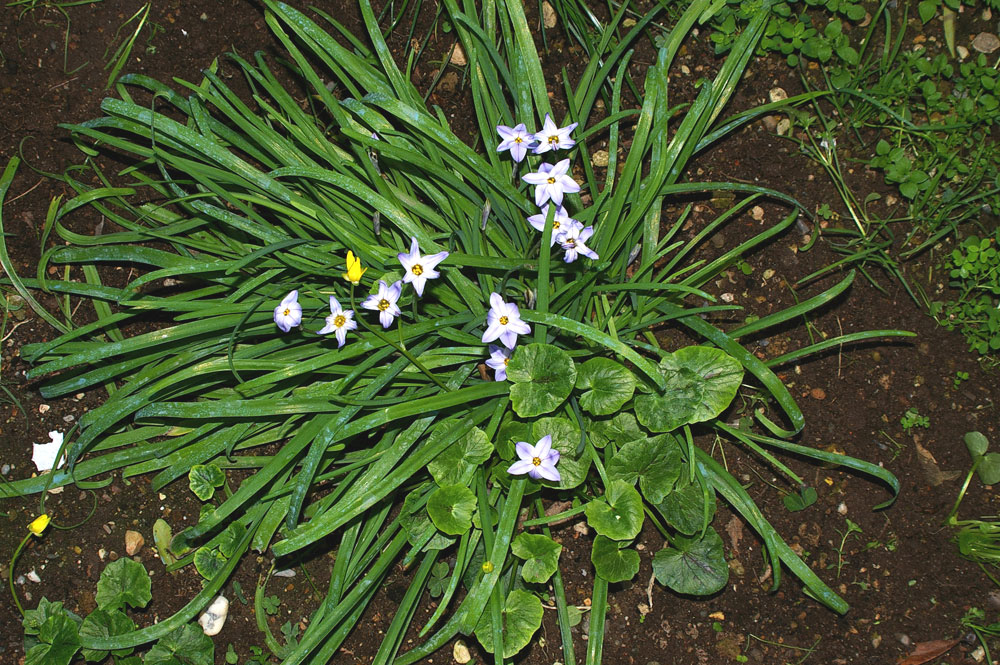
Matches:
[1,2,998,665]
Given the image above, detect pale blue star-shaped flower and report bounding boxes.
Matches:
[521,159,580,207]
[496,123,535,162]
[559,224,599,263]
[316,296,357,348]
[507,435,560,482]
[532,114,578,154]
[273,290,302,333]
[526,205,578,246]
[482,292,531,349]
[485,345,512,381]
[397,237,449,297]
[362,280,403,329]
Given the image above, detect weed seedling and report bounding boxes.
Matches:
[834,518,863,578]
[953,370,970,389]
[900,408,929,433]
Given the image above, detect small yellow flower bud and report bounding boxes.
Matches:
[343,251,368,286]
[28,514,50,537]
[481,560,494,574]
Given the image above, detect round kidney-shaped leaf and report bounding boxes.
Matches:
[80,609,135,662]
[575,358,635,416]
[512,533,562,584]
[426,484,477,536]
[607,434,683,504]
[507,344,577,418]
[188,464,225,501]
[591,535,640,583]
[634,372,703,432]
[662,346,743,424]
[653,479,716,535]
[532,417,590,489]
[584,479,644,541]
[428,427,493,487]
[95,557,152,611]
[193,547,227,581]
[475,589,544,658]
[978,452,1000,485]
[588,412,644,449]
[965,431,989,457]
[652,528,728,595]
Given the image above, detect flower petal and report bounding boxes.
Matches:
[507,460,535,476]
[536,463,561,482]
[515,441,534,460]
[535,435,552,458]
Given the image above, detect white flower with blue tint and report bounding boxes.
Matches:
[397,237,449,297]
[362,280,403,329]
[274,290,303,332]
[521,159,580,208]
[496,123,535,162]
[485,345,512,381]
[559,225,599,263]
[482,292,531,349]
[532,114,578,154]
[527,205,577,245]
[317,296,357,348]
[507,435,561,482]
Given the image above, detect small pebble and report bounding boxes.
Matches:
[26,570,41,583]
[972,32,1000,54]
[273,569,296,578]
[769,87,788,103]
[38,405,50,414]
[591,150,609,167]
[453,640,471,664]
[837,502,848,515]
[198,595,229,636]
[810,388,826,400]
[898,634,911,647]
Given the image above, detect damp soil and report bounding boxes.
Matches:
[1,2,998,664]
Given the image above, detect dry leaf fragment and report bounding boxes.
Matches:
[896,638,960,665]
[542,1,557,28]
[125,530,145,556]
[449,43,467,66]
[914,441,960,487]
[725,515,744,553]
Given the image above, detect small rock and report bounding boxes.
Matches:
[273,569,296,578]
[972,33,1000,54]
[680,64,691,75]
[26,570,41,583]
[776,118,791,136]
[971,645,985,662]
[957,45,970,59]
[810,388,826,400]
[638,602,650,616]
[837,502,848,515]
[769,87,788,103]
[720,293,735,303]
[125,530,144,556]
[591,150,609,167]
[762,115,779,132]
[453,640,471,664]
[987,589,1000,611]
[898,634,911,647]
[751,205,765,221]
[449,44,467,66]
[38,405,50,414]
[0,464,9,475]
[198,595,229,636]
[573,522,589,536]
[871,634,882,648]
[542,1,557,28]
[439,71,459,93]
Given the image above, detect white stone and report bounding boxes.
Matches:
[32,431,65,473]
[198,595,229,636]
[453,640,472,664]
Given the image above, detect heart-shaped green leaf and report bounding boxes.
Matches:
[634,369,703,432]
[80,609,135,661]
[144,624,214,665]
[95,558,151,612]
[662,346,744,423]
[591,535,640,583]
[652,528,728,595]
[965,431,989,457]
[474,589,543,658]
[783,486,818,512]
[24,613,80,665]
[977,452,1000,485]
[428,427,493,487]
[508,343,577,418]
[584,479,644,540]
[426,484,477,535]
[188,464,225,501]
[653,478,716,535]
[512,533,562,583]
[575,358,635,416]
[607,434,683,503]
[532,417,590,489]
[588,412,644,449]
[193,547,227,580]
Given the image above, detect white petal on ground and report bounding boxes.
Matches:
[32,430,65,473]
[198,595,229,636]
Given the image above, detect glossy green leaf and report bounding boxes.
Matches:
[654,479,716,535]
[427,427,493,487]
[144,624,214,665]
[24,613,80,665]
[22,598,74,636]
[607,434,683,503]
[965,431,989,457]
[426,484,477,536]
[474,589,543,658]
[584,479,644,540]
[663,346,744,423]
[80,609,135,662]
[634,374,702,432]
[588,412,644,449]
[511,533,562,584]
[193,547,227,580]
[978,452,1000,485]
[507,343,577,418]
[590,535,639,583]
[652,528,728,595]
[532,417,590,489]
[575,358,635,416]
[187,464,225,501]
[95,558,151,612]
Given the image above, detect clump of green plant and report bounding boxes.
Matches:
[931,232,1000,355]
[900,407,930,433]
[0,1,906,663]
[946,432,1000,586]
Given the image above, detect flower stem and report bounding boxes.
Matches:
[534,204,556,343]
[8,532,32,617]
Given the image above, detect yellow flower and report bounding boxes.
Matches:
[28,514,50,537]
[343,250,368,286]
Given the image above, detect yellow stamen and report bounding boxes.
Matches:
[532,457,542,466]
[333,314,346,327]
[514,137,523,144]
[499,315,509,325]
[282,308,291,316]
[412,264,424,276]
[378,299,390,311]
[547,177,556,184]
[548,135,558,144]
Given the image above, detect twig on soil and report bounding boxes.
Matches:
[1,319,30,342]
[7,178,42,204]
